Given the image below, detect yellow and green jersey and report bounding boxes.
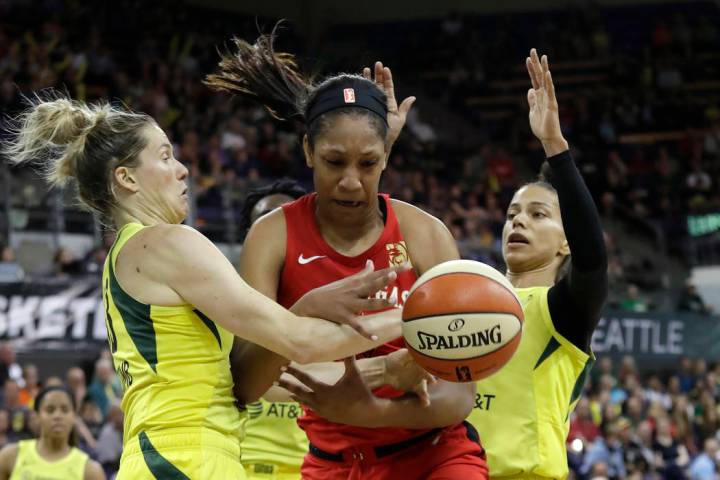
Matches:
[467,286,594,480]
[10,440,88,480]
[241,399,308,468]
[102,223,243,446]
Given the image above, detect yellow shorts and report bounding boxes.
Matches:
[117,428,245,480]
[243,462,301,480]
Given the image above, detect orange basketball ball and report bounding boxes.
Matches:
[402,260,523,382]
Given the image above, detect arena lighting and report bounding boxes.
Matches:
[687,212,720,237]
[570,438,584,454]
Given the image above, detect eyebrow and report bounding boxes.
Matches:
[321,147,380,155]
[158,143,172,152]
[508,201,553,209]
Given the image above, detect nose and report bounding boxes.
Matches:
[177,159,189,181]
[512,212,527,229]
[338,168,362,192]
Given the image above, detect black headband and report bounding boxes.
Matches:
[34,385,75,412]
[305,81,388,126]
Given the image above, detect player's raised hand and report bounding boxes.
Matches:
[526,49,568,156]
[292,259,410,340]
[382,349,436,407]
[363,61,416,150]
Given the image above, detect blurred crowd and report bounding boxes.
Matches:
[0,339,718,480]
[568,355,720,480]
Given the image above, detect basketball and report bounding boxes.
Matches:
[402,260,524,382]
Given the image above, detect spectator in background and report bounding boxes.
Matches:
[0,343,23,389]
[87,358,121,418]
[53,247,84,277]
[677,281,714,315]
[3,380,31,442]
[66,366,87,412]
[652,416,690,480]
[689,437,719,480]
[580,418,628,479]
[83,246,108,275]
[17,364,39,408]
[0,245,24,283]
[569,397,602,447]
[79,396,103,443]
[620,284,650,312]
[96,403,123,477]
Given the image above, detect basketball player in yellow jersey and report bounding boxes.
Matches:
[467,49,608,479]
[5,96,407,479]
[0,386,105,480]
[239,181,309,480]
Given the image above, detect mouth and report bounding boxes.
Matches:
[333,199,363,208]
[507,232,530,246]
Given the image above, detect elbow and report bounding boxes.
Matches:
[452,388,475,423]
[427,384,475,427]
[284,337,317,365]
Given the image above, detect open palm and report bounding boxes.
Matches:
[363,61,416,149]
[526,49,563,143]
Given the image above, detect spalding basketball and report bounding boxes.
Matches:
[402,259,523,382]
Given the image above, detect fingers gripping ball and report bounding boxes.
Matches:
[402,260,523,382]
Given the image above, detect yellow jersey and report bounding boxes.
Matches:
[10,440,88,480]
[467,286,594,479]
[241,399,308,467]
[102,222,243,445]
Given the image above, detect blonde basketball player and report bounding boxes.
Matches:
[4,95,406,479]
[0,386,105,480]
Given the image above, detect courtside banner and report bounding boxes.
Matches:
[0,279,106,342]
[592,310,720,368]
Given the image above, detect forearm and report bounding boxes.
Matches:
[231,339,289,405]
[546,149,607,272]
[293,309,401,364]
[352,382,473,429]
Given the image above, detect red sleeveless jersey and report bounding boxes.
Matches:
[279,193,428,450]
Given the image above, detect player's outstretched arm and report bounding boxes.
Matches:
[526,48,608,350]
[141,224,401,364]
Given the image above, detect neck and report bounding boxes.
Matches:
[506,256,563,288]
[113,203,173,229]
[314,197,384,250]
[38,435,70,456]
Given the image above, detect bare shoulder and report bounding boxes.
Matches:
[84,458,106,480]
[390,199,459,274]
[0,443,19,476]
[245,207,287,244]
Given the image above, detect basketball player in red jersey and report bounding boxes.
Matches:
[206,31,488,479]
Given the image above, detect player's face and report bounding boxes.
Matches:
[38,391,75,441]
[128,124,189,224]
[304,114,387,222]
[502,184,569,273]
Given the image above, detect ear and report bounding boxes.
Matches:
[303,134,314,168]
[113,166,140,194]
[558,239,570,257]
